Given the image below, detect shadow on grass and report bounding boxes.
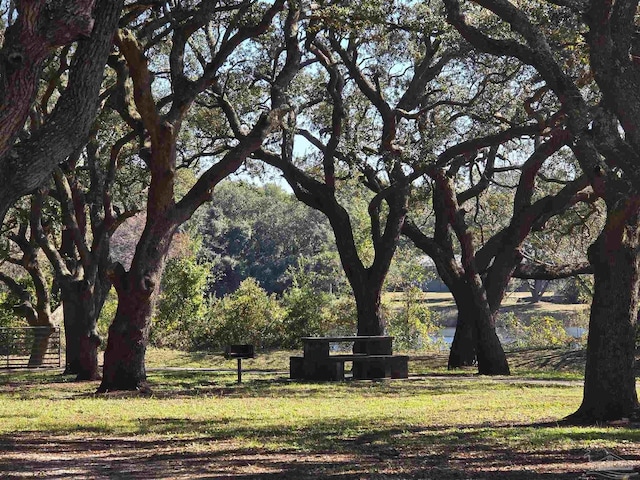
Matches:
[139,372,478,400]
[0,368,583,401]
[1,418,638,479]
[0,370,69,386]
[507,348,587,372]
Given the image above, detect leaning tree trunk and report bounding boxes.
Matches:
[12,300,54,367]
[27,325,54,367]
[569,226,640,422]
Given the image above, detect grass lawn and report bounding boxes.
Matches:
[0,348,638,479]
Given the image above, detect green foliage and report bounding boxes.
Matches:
[196,181,338,295]
[526,316,572,347]
[386,286,441,351]
[96,290,117,346]
[323,295,360,337]
[151,254,211,349]
[280,285,330,347]
[192,278,285,351]
[385,242,433,292]
[498,313,572,348]
[280,264,334,347]
[559,276,594,304]
[0,292,22,329]
[279,258,366,345]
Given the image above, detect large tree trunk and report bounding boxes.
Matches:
[60,280,101,380]
[61,297,80,376]
[352,277,385,337]
[441,286,509,374]
[433,171,510,375]
[448,283,478,368]
[98,222,175,392]
[475,311,510,375]
[98,280,154,392]
[446,280,509,374]
[569,226,640,422]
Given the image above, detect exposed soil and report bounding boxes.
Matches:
[1,422,639,479]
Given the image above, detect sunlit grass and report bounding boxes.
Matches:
[1,348,639,479]
[2,350,638,476]
[0,375,583,441]
[1,366,637,453]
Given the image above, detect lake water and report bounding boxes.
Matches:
[436,326,587,346]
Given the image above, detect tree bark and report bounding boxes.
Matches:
[59,279,102,380]
[98,270,156,392]
[0,0,123,223]
[352,277,385,336]
[447,282,478,368]
[569,219,640,422]
[434,170,510,375]
[98,217,176,392]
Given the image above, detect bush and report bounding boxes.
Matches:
[192,278,285,351]
[151,255,210,349]
[0,292,23,328]
[279,260,357,346]
[386,286,440,351]
[280,285,332,347]
[527,315,571,347]
[96,290,118,348]
[497,312,571,348]
[323,294,361,336]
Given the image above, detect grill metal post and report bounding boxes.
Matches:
[224,344,254,384]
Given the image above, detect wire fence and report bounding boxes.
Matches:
[0,327,61,369]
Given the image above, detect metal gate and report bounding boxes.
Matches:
[0,327,61,369]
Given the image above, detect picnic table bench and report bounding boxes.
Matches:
[289,336,409,381]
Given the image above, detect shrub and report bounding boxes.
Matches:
[0,292,23,328]
[280,285,332,347]
[323,294,360,336]
[386,286,440,351]
[527,315,571,347]
[497,312,571,348]
[151,255,210,349]
[193,278,285,351]
[96,290,117,348]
